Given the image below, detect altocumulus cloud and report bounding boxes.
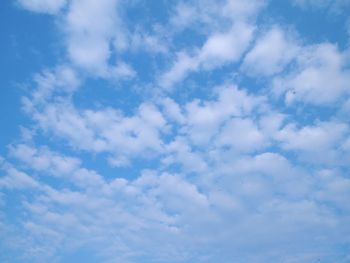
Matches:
[1,0,350,262]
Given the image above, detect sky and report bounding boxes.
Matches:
[0,0,350,262]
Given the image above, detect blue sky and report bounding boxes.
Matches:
[1,0,350,262]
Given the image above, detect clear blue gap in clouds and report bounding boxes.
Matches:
[0,0,59,153]
[266,0,349,48]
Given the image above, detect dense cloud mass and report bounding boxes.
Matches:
[1,0,350,262]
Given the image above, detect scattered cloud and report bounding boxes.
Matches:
[273,43,350,105]
[17,0,67,14]
[2,0,350,262]
[242,26,299,76]
[160,22,254,89]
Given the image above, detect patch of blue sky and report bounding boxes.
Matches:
[265,1,350,47]
[0,1,58,152]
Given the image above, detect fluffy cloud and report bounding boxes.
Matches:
[11,63,350,262]
[9,144,81,176]
[20,0,127,76]
[160,22,254,89]
[23,66,80,106]
[242,26,299,76]
[17,0,67,14]
[273,43,350,105]
[215,118,265,152]
[110,62,137,79]
[64,0,120,74]
[24,98,168,166]
[2,0,350,262]
[2,143,350,262]
[0,165,40,190]
[157,0,266,89]
[170,0,265,31]
[276,121,349,165]
[182,85,267,146]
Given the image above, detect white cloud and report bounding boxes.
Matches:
[110,62,137,79]
[224,0,267,20]
[148,172,209,212]
[170,0,265,32]
[24,66,80,106]
[5,0,350,261]
[164,136,208,173]
[242,26,299,76]
[8,144,107,190]
[315,169,350,211]
[159,51,199,89]
[273,43,350,105]
[258,112,285,138]
[0,163,40,190]
[159,97,185,124]
[277,122,347,151]
[2,142,350,262]
[17,0,67,14]
[130,32,169,54]
[183,85,266,146]
[170,2,199,29]
[199,22,255,69]
[30,101,105,152]
[215,118,265,153]
[0,154,214,261]
[26,100,167,166]
[19,0,132,77]
[160,22,254,89]
[64,0,120,74]
[276,121,349,164]
[9,144,81,177]
[67,37,111,73]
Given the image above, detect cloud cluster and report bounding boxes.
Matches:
[273,43,350,105]
[2,0,350,262]
[17,0,67,14]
